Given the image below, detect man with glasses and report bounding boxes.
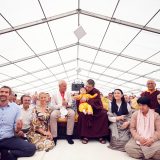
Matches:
[77,79,109,144]
[141,80,160,109]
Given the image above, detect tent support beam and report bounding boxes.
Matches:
[1,9,160,35]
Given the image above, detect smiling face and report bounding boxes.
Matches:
[113,89,123,101]
[147,80,156,91]
[39,93,47,106]
[22,96,31,108]
[59,80,67,93]
[0,87,10,103]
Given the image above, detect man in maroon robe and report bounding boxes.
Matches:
[141,80,160,109]
[77,79,109,144]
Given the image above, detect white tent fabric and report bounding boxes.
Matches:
[0,0,160,96]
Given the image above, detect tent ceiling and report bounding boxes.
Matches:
[0,0,160,96]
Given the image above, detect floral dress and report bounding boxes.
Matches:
[27,106,55,151]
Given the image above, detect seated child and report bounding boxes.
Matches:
[74,87,98,115]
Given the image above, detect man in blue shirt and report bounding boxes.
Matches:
[0,86,36,160]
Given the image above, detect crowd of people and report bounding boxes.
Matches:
[0,79,160,160]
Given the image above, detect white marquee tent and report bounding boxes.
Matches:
[0,0,160,96]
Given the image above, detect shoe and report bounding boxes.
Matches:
[1,150,8,160]
[66,135,74,144]
[81,138,89,144]
[53,137,57,146]
[99,137,106,144]
[1,150,16,160]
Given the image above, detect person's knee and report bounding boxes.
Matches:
[125,144,142,159]
[25,143,36,156]
[153,150,160,160]
[68,110,75,117]
[124,142,130,153]
[50,111,59,119]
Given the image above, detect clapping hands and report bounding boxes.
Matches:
[15,119,23,132]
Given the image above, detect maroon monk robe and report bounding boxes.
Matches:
[77,88,109,138]
[141,90,160,109]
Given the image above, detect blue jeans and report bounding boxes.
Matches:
[0,136,36,160]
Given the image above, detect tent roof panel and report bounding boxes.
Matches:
[16,57,45,72]
[49,15,77,47]
[0,0,44,26]
[81,0,118,17]
[40,0,77,17]
[101,22,140,53]
[0,32,34,61]
[80,15,109,47]
[114,0,160,25]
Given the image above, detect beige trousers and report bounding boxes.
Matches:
[125,138,160,160]
[50,108,75,138]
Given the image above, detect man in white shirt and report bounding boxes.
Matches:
[17,95,33,137]
[50,80,75,145]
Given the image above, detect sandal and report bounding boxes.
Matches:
[82,138,88,144]
[99,138,106,144]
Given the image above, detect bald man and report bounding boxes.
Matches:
[50,80,75,145]
[141,80,160,109]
